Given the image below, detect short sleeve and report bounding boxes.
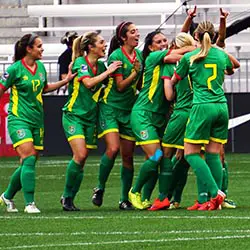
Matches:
[175,55,189,80]
[74,58,91,82]
[0,65,17,90]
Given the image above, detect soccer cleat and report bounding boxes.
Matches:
[148,198,170,211]
[221,199,237,209]
[119,200,134,210]
[92,188,104,207]
[128,188,144,210]
[24,202,41,213]
[187,200,201,211]
[141,199,152,210]
[208,191,226,211]
[60,196,80,211]
[168,201,180,210]
[197,201,210,211]
[0,193,18,213]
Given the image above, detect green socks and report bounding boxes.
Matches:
[4,165,22,200]
[72,169,84,200]
[222,161,228,196]
[168,158,190,203]
[98,154,115,190]
[120,166,134,202]
[132,159,158,193]
[185,153,218,198]
[205,153,223,189]
[20,155,37,205]
[63,159,81,198]
[159,157,173,201]
[141,171,158,201]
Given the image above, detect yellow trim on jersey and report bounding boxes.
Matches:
[184,138,209,144]
[68,78,80,111]
[13,138,33,148]
[136,139,160,146]
[12,85,19,116]
[36,88,43,104]
[68,135,85,142]
[103,77,113,104]
[210,137,227,144]
[86,144,97,149]
[162,143,184,149]
[98,128,119,138]
[148,65,160,102]
[34,145,44,151]
[187,75,193,90]
[120,134,135,141]
[92,87,102,103]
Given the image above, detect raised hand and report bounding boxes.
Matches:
[220,8,229,19]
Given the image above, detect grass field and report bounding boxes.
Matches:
[0,153,250,250]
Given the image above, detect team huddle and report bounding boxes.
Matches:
[0,7,239,213]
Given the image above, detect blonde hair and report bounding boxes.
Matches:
[190,21,215,64]
[71,31,100,62]
[175,32,194,48]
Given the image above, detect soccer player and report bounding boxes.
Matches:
[159,33,195,210]
[166,21,240,210]
[60,31,121,211]
[0,34,76,213]
[92,22,143,210]
[128,32,195,210]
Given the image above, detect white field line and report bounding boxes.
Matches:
[1,215,250,220]
[1,229,250,237]
[1,235,250,249]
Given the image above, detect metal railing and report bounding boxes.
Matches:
[0,58,249,94]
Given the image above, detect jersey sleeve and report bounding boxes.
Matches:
[0,65,17,91]
[147,49,170,66]
[174,54,189,80]
[74,58,91,82]
[161,64,174,79]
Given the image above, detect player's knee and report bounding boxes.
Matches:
[74,151,88,164]
[106,146,119,158]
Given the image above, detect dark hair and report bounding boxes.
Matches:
[142,30,164,61]
[108,21,133,56]
[61,31,78,47]
[14,33,39,62]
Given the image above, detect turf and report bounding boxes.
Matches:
[0,153,249,250]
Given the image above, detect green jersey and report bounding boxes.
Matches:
[0,59,47,126]
[102,47,143,111]
[133,50,170,114]
[63,56,106,121]
[175,47,233,104]
[162,62,193,110]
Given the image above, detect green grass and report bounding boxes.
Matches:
[0,154,250,250]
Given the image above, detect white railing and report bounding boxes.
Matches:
[0,58,249,94]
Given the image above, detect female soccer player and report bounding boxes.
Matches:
[0,33,76,213]
[129,32,195,210]
[61,31,121,211]
[166,21,240,210]
[92,22,143,210]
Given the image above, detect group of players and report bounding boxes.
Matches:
[0,6,239,213]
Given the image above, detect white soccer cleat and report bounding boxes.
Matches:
[24,202,41,213]
[0,193,18,213]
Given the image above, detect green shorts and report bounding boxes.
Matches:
[8,119,44,150]
[131,109,167,145]
[98,103,135,141]
[162,108,190,149]
[62,112,97,149]
[184,103,228,145]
